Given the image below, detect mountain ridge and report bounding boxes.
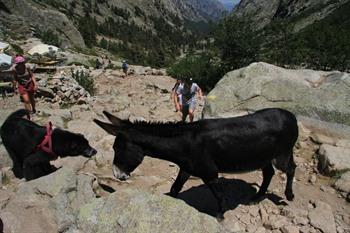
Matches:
[233,0,350,31]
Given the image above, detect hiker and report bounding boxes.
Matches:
[122,60,128,76]
[171,79,184,112]
[102,55,110,69]
[12,55,38,117]
[179,78,203,122]
[95,57,102,69]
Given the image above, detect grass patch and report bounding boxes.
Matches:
[1,173,11,186]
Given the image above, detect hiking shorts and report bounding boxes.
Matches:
[18,81,34,96]
[184,98,196,112]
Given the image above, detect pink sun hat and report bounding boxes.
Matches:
[14,55,25,64]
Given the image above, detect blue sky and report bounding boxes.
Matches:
[219,0,240,11]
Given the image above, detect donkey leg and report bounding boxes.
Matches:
[273,150,296,201]
[251,163,275,201]
[284,156,296,201]
[5,147,24,178]
[23,152,51,181]
[203,176,226,221]
[169,169,190,197]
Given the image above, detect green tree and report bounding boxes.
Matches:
[215,16,260,72]
[78,14,97,48]
[168,53,223,91]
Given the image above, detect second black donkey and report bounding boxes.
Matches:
[0,109,97,180]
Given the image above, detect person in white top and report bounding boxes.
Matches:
[178,78,203,122]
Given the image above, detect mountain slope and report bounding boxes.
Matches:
[0,0,226,66]
[216,0,350,72]
[233,0,350,31]
[0,0,226,47]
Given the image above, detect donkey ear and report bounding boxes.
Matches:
[94,119,118,136]
[103,111,125,127]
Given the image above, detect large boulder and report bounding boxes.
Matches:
[203,62,350,137]
[318,144,350,175]
[77,189,226,233]
[334,171,350,200]
[0,167,226,233]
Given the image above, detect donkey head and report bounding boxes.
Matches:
[94,111,144,181]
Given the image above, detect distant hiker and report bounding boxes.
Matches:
[179,78,203,122]
[12,55,38,118]
[103,55,110,70]
[95,57,102,69]
[171,79,184,112]
[122,60,128,76]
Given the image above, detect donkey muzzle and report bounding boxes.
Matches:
[112,165,130,181]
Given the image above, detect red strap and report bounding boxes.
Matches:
[37,122,56,157]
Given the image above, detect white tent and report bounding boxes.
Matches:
[0,42,9,52]
[28,44,59,55]
[0,53,12,70]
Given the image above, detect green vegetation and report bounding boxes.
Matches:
[215,16,260,72]
[259,2,350,71]
[9,43,24,55]
[71,69,95,95]
[34,29,61,47]
[112,6,130,20]
[167,53,223,92]
[215,2,350,72]
[95,15,192,68]
[168,2,350,91]
[77,13,98,48]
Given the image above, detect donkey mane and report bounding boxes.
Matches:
[128,119,202,137]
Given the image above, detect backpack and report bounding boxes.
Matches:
[122,62,128,69]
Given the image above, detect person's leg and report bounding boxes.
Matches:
[189,109,194,122]
[174,95,181,112]
[28,92,36,113]
[21,93,32,112]
[188,100,196,122]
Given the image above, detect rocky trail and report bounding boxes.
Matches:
[0,66,349,233]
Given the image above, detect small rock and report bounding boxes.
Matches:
[281,226,299,233]
[255,227,267,233]
[309,174,317,184]
[260,206,269,224]
[293,216,309,225]
[265,215,289,230]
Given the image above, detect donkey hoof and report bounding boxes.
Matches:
[286,192,294,201]
[166,191,178,198]
[216,213,224,222]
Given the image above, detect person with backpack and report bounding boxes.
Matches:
[12,55,38,117]
[122,60,128,76]
[178,78,203,122]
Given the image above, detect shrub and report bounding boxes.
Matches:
[71,69,95,95]
[34,29,61,47]
[10,43,24,55]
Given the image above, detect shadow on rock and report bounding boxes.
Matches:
[174,177,285,217]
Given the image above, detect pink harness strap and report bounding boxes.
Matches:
[37,122,56,157]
